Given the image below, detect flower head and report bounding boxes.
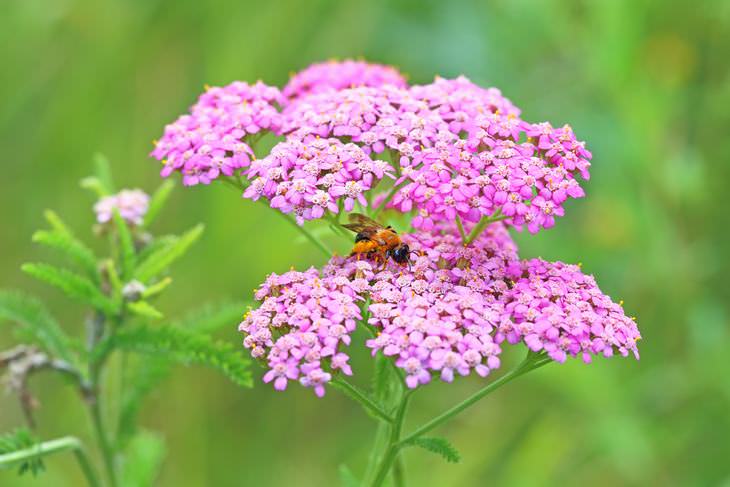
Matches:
[94,189,149,226]
[151,81,284,186]
[243,137,393,223]
[283,59,408,102]
[239,267,361,396]
[240,222,520,394]
[500,259,641,363]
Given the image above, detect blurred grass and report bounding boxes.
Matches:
[1,0,729,485]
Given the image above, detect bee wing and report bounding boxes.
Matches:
[341,213,386,235]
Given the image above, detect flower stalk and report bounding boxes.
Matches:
[0,436,100,487]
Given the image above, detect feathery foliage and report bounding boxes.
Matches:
[21,263,117,315]
[0,429,45,476]
[403,437,461,464]
[32,210,99,283]
[127,301,164,320]
[0,290,74,363]
[97,324,252,387]
[134,224,203,283]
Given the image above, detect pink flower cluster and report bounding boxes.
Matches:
[500,259,641,363]
[94,189,149,226]
[152,60,593,233]
[243,137,393,223]
[239,267,360,397]
[239,220,640,395]
[151,81,284,186]
[363,225,517,388]
[282,59,408,101]
[150,61,640,396]
[390,130,588,233]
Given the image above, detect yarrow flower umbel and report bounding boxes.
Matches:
[94,189,149,226]
[152,59,640,398]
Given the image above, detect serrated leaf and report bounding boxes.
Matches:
[113,210,136,279]
[121,430,165,487]
[93,153,115,194]
[136,235,176,263]
[0,290,74,363]
[134,224,203,282]
[172,300,248,334]
[329,380,390,423]
[338,464,360,487]
[32,230,99,283]
[127,301,164,320]
[80,176,108,198]
[96,324,252,387]
[141,277,172,299]
[405,437,461,463]
[143,180,174,229]
[21,263,117,315]
[43,209,71,235]
[0,428,45,476]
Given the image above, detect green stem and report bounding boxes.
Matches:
[275,209,332,258]
[464,212,509,245]
[0,436,101,487]
[370,390,413,487]
[372,181,409,219]
[399,352,550,446]
[89,399,118,487]
[393,454,406,487]
[364,421,388,484]
[331,377,394,423]
[455,215,467,244]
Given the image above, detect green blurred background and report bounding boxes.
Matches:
[2,0,729,485]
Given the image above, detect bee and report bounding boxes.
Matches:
[342,213,414,267]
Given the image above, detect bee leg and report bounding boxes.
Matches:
[378,254,388,273]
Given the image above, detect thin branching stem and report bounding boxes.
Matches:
[0,436,101,487]
[331,377,394,424]
[398,351,550,446]
[455,215,467,244]
[370,389,413,487]
[464,212,509,245]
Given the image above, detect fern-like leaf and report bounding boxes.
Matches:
[405,437,461,463]
[134,225,203,283]
[98,324,251,387]
[0,290,74,363]
[0,428,45,476]
[127,301,164,320]
[120,430,166,487]
[21,263,117,315]
[32,230,99,283]
[143,180,174,229]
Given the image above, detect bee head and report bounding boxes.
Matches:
[392,244,410,264]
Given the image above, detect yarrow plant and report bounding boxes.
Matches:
[0,158,252,486]
[153,59,640,486]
